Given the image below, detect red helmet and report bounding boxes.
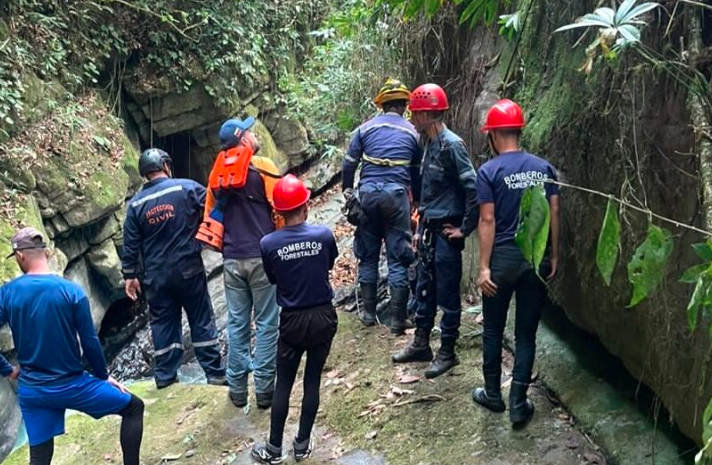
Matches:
[410,83,449,111]
[481,99,526,132]
[273,174,311,212]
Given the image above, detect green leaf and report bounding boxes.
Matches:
[681,263,710,284]
[515,185,551,274]
[623,2,660,23]
[596,200,620,286]
[615,0,638,23]
[459,0,486,25]
[626,224,673,307]
[688,276,706,331]
[425,0,442,17]
[693,242,712,261]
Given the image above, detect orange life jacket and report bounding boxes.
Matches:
[196,143,284,251]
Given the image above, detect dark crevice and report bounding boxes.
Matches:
[99,297,148,363]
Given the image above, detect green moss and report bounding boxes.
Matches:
[252,120,288,172]
[0,193,44,283]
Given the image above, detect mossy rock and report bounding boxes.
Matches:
[4,383,253,465]
[252,120,289,173]
[0,192,45,283]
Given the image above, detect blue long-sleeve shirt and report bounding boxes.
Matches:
[419,126,479,236]
[122,177,206,280]
[343,113,422,199]
[0,274,108,386]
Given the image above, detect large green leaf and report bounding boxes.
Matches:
[688,275,706,331]
[697,397,712,464]
[626,224,673,307]
[596,200,621,286]
[693,242,712,261]
[515,185,551,274]
[681,263,710,284]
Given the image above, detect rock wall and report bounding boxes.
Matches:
[426,0,711,443]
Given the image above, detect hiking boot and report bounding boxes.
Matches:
[155,377,179,390]
[392,328,433,363]
[389,286,410,336]
[256,391,274,409]
[293,437,313,462]
[251,443,286,464]
[509,381,535,426]
[207,376,228,387]
[472,374,506,413]
[229,390,248,408]
[359,283,378,326]
[424,338,459,379]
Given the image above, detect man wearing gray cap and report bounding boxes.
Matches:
[0,227,145,465]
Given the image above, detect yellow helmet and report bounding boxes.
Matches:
[374,78,411,108]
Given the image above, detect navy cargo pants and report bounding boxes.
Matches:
[143,258,225,384]
[414,226,464,341]
[354,182,415,288]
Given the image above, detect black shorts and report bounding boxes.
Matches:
[279,303,338,357]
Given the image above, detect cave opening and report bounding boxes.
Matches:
[99,297,148,362]
[151,131,206,183]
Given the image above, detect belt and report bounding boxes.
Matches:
[362,154,411,167]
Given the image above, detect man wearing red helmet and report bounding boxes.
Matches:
[472,99,560,427]
[253,175,339,464]
[392,83,479,379]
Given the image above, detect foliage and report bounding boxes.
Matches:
[377,0,511,28]
[553,0,661,72]
[681,242,712,333]
[514,185,550,276]
[626,224,673,307]
[596,200,621,287]
[279,0,405,146]
[697,397,712,464]
[498,12,521,41]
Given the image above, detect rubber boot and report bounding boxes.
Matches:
[392,328,433,363]
[389,286,409,336]
[359,283,378,327]
[472,374,506,413]
[424,338,460,379]
[509,381,535,426]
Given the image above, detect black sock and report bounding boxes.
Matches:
[119,394,145,465]
[29,438,54,465]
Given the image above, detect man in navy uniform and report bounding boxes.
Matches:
[122,148,225,389]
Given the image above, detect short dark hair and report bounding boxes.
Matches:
[382,100,408,114]
[493,128,522,138]
[280,204,307,221]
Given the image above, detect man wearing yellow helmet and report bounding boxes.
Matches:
[342,78,422,336]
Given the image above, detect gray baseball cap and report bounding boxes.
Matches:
[7,227,47,258]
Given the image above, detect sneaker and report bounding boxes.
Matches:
[251,444,285,464]
[256,391,274,410]
[229,390,248,408]
[155,377,179,390]
[293,437,313,462]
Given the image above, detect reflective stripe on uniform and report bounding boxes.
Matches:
[192,339,219,348]
[362,154,411,167]
[154,343,184,356]
[131,185,184,208]
[361,122,418,139]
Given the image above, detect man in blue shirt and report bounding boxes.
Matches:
[122,148,225,389]
[0,227,144,465]
[252,175,338,464]
[342,79,421,335]
[472,100,560,427]
[392,84,478,380]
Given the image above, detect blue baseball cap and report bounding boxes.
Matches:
[219,117,255,149]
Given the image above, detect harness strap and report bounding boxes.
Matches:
[362,153,411,167]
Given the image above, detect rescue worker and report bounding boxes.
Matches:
[392,84,478,379]
[122,148,225,389]
[342,78,421,335]
[196,118,282,409]
[1,227,144,465]
[472,99,560,426]
[252,175,339,464]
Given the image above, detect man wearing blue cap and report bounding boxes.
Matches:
[122,148,226,389]
[197,117,283,409]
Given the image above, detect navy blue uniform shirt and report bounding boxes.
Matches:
[223,169,276,260]
[343,113,422,199]
[419,126,479,236]
[260,223,338,309]
[122,177,205,280]
[0,274,108,386]
[477,151,560,245]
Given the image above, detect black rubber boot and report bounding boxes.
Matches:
[472,374,506,413]
[389,286,409,336]
[509,381,535,426]
[424,338,460,379]
[359,283,378,327]
[392,328,433,363]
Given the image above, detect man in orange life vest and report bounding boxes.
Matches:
[122,148,226,389]
[196,118,282,409]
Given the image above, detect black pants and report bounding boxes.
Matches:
[29,394,144,465]
[482,242,549,384]
[268,303,337,449]
[144,260,225,384]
